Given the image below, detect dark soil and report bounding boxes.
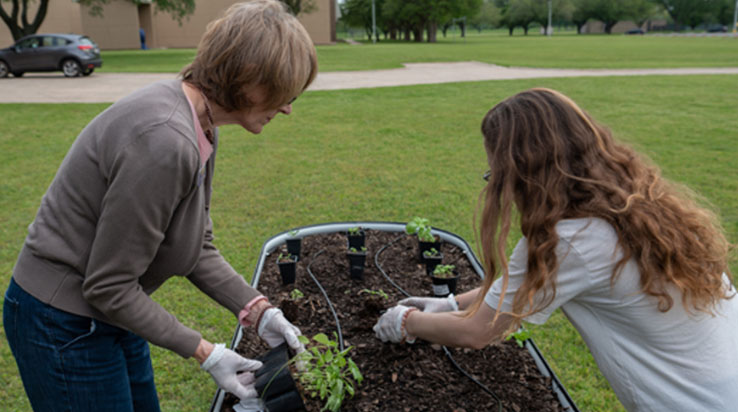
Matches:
[222,230,566,412]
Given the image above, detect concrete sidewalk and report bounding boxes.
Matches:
[2,61,738,103]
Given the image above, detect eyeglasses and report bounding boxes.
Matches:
[483,170,491,182]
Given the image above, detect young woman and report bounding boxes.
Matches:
[3,1,317,410]
[374,88,738,411]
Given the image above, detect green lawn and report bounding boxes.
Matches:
[1,75,736,411]
[100,31,738,73]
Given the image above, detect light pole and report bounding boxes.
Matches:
[371,0,376,44]
[733,0,738,34]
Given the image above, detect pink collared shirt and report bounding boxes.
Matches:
[184,92,213,167]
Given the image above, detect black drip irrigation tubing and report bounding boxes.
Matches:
[305,249,345,351]
[374,235,505,412]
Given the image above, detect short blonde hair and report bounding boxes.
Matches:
[181,0,318,111]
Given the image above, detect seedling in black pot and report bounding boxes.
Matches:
[347,246,367,280]
[431,264,459,297]
[285,229,301,261]
[422,247,443,275]
[405,216,441,261]
[347,226,366,250]
[277,253,298,285]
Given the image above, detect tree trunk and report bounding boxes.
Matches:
[404,27,411,41]
[508,26,514,36]
[0,0,50,41]
[604,21,616,34]
[413,24,423,42]
[576,23,585,34]
[523,25,529,35]
[427,21,437,43]
[460,21,466,37]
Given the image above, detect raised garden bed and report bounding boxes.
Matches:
[209,222,579,412]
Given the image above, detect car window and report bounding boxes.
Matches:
[17,37,40,49]
[40,36,55,47]
[79,37,95,46]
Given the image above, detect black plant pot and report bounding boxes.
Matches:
[423,253,443,276]
[347,251,367,280]
[277,255,298,285]
[418,237,442,262]
[286,238,301,261]
[254,343,306,412]
[347,229,366,250]
[431,272,459,297]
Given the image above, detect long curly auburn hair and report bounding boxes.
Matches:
[470,88,733,327]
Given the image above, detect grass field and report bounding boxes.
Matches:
[100,31,738,73]
[1,73,736,411]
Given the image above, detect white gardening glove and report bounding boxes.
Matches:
[201,344,262,400]
[373,305,417,344]
[399,294,458,313]
[257,308,304,353]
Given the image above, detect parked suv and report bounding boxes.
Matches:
[0,33,102,78]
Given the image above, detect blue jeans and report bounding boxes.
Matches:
[3,278,161,412]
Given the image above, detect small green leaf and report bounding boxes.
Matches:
[313,333,331,345]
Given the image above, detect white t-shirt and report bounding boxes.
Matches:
[485,218,738,412]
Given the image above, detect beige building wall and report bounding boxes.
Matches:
[79,2,140,49]
[0,0,83,47]
[299,0,336,45]
[1,0,335,50]
[148,0,336,48]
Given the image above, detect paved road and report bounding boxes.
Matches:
[2,61,738,103]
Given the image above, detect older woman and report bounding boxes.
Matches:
[3,1,317,410]
[374,88,738,411]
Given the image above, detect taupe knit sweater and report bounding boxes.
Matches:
[13,80,259,358]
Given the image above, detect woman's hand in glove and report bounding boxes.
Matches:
[201,343,262,401]
[399,294,458,313]
[373,305,418,344]
[258,308,304,353]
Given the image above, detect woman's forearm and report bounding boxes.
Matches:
[455,287,481,310]
[405,300,513,350]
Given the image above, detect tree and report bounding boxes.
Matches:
[469,0,503,32]
[655,0,713,29]
[501,0,537,35]
[705,0,735,26]
[0,0,195,41]
[625,0,658,28]
[586,0,630,33]
[528,0,571,31]
[280,0,316,15]
[341,0,384,41]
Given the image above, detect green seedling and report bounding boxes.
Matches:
[423,247,440,258]
[359,288,388,300]
[432,264,456,278]
[277,253,295,263]
[348,246,367,253]
[506,329,531,348]
[295,333,363,412]
[288,229,300,237]
[290,288,304,301]
[405,216,435,242]
[347,226,362,236]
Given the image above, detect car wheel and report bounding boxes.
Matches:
[12,71,24,77]
[0,60,8,78]
[82,68,94,76]
[62,59,82,77]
